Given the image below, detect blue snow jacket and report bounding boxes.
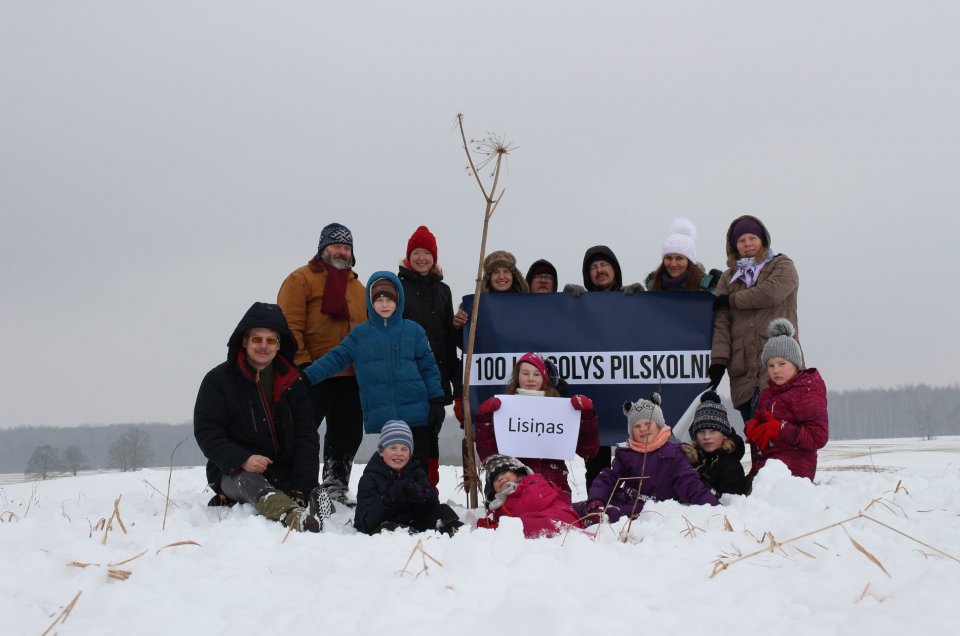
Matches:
[302,271,444,433]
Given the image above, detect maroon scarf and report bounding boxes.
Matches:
[318,259,351,321]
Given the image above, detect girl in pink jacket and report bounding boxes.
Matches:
[476,455,583,538]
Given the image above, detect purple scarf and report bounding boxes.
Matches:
[730,252,776,288]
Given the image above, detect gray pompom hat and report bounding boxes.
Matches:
[761,318,804,369]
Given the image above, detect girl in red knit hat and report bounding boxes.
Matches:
[474,352,600,495]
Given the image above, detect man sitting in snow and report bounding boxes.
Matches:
[194,302,332,532]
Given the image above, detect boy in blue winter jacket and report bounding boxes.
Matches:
[354,420,462,535]
[303,271,446,471]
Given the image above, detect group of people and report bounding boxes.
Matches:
[193,214,829,537]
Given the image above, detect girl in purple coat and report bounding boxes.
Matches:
[578,393,719,525]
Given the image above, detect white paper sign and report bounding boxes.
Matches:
[492,394,581,460]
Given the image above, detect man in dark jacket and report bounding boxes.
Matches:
[564,246,644,488]
[525,259,559,293]
[194,302,331,532]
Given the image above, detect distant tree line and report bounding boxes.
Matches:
[1,422,204,476]
[827,384,960,440]
[23,428,156,479]
[3,384,959,476]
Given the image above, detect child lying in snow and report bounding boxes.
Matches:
[476,454,583,538]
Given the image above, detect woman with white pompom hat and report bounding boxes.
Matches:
[644,218,722,293]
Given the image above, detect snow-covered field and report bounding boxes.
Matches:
[2,438,958,636]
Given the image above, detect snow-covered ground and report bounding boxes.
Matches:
[2,438,958,636]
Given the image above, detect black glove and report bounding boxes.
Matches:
[428,399,446,435]
[713,294,730,311]
[708,364,726,391]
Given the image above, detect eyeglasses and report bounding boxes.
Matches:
[248,335,280,346]
[532,274,554,281]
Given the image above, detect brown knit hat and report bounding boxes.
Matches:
[481,251,529,293]
[369,278,398,303]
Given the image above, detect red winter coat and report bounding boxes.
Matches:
[474,399,600,494]
[751,368,828,480]
[486,474,584,538]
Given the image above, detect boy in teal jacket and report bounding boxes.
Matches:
[303,271,446,470]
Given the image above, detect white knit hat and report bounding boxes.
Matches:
[661,218,697,261]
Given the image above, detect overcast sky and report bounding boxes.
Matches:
[2,1,958,429]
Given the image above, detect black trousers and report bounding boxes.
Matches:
[309,376,364,494]
[411,425,433,474]
[584,445,613,490]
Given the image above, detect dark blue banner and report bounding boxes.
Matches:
[462,292,715,445]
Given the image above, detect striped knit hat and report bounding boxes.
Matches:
[379,420,414,452]
[689,391,733,438]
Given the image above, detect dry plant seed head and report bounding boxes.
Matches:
[472,134,515,172]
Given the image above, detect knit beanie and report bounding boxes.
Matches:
[369,278,398,304]
[661,218,697,261]
[623,392,665,433]
[317,222,356,265]
[379,420,414,452]
[482,454,531,503]
[516,352,550,384]
[761,318,804,369]
[689,391,733,439]
[729,216,767,252]
[406,225,438,264]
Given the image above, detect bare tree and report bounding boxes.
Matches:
[25,445,64,480]
[109,428,154,471]
[62,445,90,476]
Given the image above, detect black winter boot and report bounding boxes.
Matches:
[307,486,335,530]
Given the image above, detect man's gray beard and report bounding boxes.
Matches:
[321,251,352,271]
